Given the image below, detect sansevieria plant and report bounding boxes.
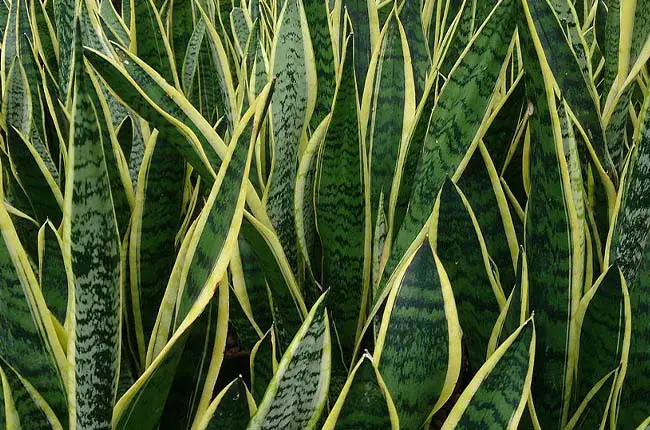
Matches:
[0,0,649,428]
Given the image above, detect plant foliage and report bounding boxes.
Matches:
[0,0,649,428]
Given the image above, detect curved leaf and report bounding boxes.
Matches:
[375,238,462,429]
[322,354,398,429]
[441,318,535,429]
[64,64,122,429]
[315,34,366,364]
[379,0,517,304]
[247,293,331,430]
[267,0,316,271]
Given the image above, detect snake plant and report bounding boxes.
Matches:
[0,0,649,428]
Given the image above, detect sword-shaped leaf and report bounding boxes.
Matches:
[129,129,185,349]
[173,88,271,328]
[129,0,179,87]
[365,12,415,239]
[573,266,631,429]
[441,318,535,429]
[375,238,462,429]
[3,58,32,136]
[64,61,122,429]
[267,0,315,272]
[609,89,650,428]
[37,221,69,323]
[519,8,582,427]
[84,44,220,183]
[0,188,68,428]
[250,328,277,404]
[315,34,366,364]
[240,218,305,351]
[523,0,615,191]
[181,16,206,96]
[435,179,505,373]
[379,0,516,305]
[0,364,53,429]
[114,87,261,430]
[344,0,379,92]
[397,0,428,101]
[168,0,195,77]
[99,0,130,47]
[322,354,398,429]
[194,377,256,429]
[230,7,251,58]
[53,0,76,101]
[303,0,335,128]
[607,91,650,289]
[246,292,331,430]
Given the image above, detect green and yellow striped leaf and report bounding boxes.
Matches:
[64,61,122,429]
[246,292,331,430]
[322,354,398,429]
[374,237,462,429]
[194,377,256,429]
[315,34,367,365]
[129,129,185,350]
[0,364,53,429]
[379,0,516,303]
[520,6,583,426]
[364,12,415,243]
[266,0,315,272]
[129,0,179,87]
[434,179,505,372]
[523,0,616,190]
[573,266,631,429]
[303,0,335,128]
[53,0,76,102]
[397,0,428,101]
[0,194,68,428]
[37,221,69,323]
[250,328,277,404]
[441,318,535,429]
[610,87,650,428]
[114,85,261,430]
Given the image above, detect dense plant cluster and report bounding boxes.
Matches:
[0,0,649,428]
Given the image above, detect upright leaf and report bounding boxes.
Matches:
[0,198,68,428]
[130,0,179,87]
[609,90,650,428]
[435,179,505,373]
[441,318,535,429]
[375,239,462,429]
[114,87,262,429]
[38,222,69,323]
[380,0,516,302]
[316,35,366,364]
[573,266,630,429]
[267,0,315,272]
[322,354,397,429]
[303,0,336,128]
[195,377,255,429]
[247,293,331,430]
[64,62,122,429]
[520,8,579,427]
[53,0,76,101]
[129,130,185,347]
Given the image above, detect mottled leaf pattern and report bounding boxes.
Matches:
[381,0,516,301]
[267,0,314,272]
[316,36,365,364]
[377,239,461,429]
[442,319,535,429]
[247,293,330,430]
[66,66,122,430]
